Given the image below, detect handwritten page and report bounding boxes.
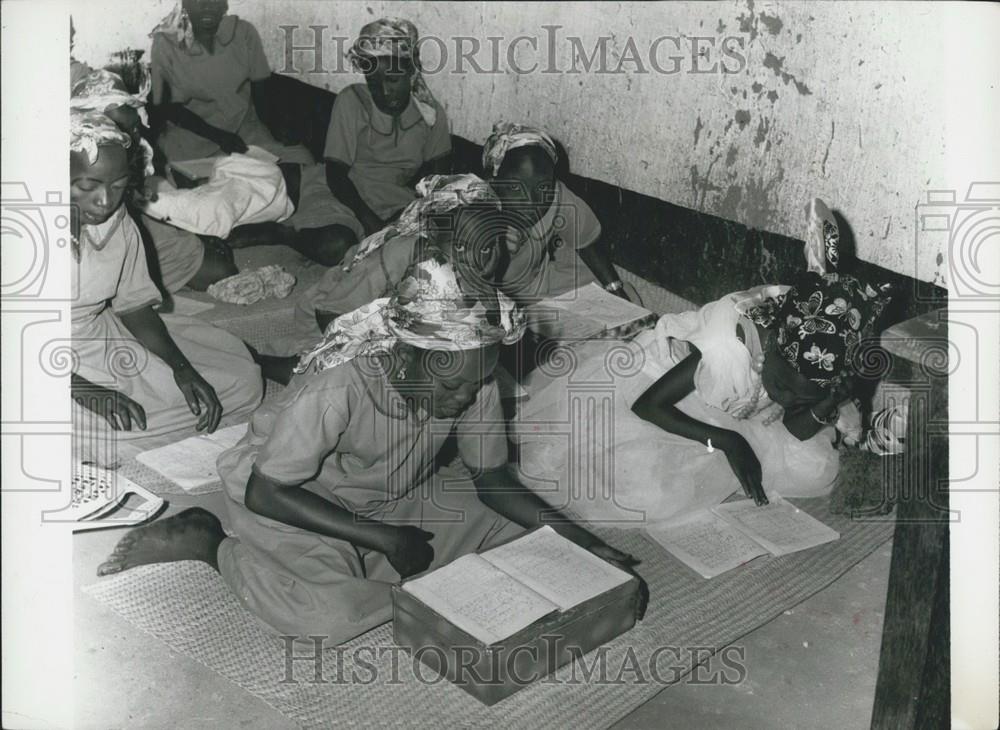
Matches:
[527,282,655,340]
[712,495,840,557]
[645,511,770,579]
[136,423,248,491]
[402,554,558,645]
[482,526,632,611]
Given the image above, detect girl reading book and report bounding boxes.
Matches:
[97,258,644,646]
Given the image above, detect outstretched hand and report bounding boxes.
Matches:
[721,434,768,506]
[216,131,248,155]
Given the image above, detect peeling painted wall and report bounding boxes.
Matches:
[73,0,997,286]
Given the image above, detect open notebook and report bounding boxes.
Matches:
[526,282,656,340]
[136,423,248,491]
[55,462,165,531]
[644,495,840,579]
[402,526,632,645]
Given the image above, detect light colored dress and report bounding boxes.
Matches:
[511,286,840,528]
[151,15,336,231]
[321,83,452,238]
[72,208,262,464]
[216,359,523,646]
[503,180,602,302]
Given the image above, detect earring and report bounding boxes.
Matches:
[397,366,407,381]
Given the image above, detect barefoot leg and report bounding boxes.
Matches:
[97,507,226,576]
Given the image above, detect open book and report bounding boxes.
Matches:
[402,526,632,645]
[644,495,840,579]
[52,462,165,531]
[136,423,248,491]
[526,281,656,340]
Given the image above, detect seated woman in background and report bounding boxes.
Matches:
[482,122,637,305]
[69,111,262,465]
[319,18,452,262]
[71,66,237,293]
[512,199,895,526]
[149,0,346,264]
[97,258,643,646]
[257,174,505,375]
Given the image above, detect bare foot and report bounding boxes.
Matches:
[97,507,226,577]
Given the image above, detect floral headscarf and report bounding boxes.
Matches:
[482,121,559,177]
[295,257,525,375]
[343,173,499,271]
[71,68,155,177]
[745,198,891,386]
[149,2,196,49]
[347,18,438,127]
[70,110,132,166]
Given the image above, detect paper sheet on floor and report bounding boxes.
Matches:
[136,423,248,491]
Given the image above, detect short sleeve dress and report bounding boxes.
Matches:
[215,358,522,645]
[72,207,263,464]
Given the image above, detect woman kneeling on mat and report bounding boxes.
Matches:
[98,258,645,645]
[70,111,262,465]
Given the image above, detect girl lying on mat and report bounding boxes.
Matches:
[511,199,902,526]
[69,111,262,465]
[97,259,646,646]
[257,174,505,377]
[71,65,238,293]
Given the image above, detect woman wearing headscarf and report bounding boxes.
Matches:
[72,65,238,293]
[98,258,644,646]
[69,111,262,465]
[319,18,453,261]
[257,174,505,372]
[149,0,347,264]
[482,121,637,307]
[511,199,897,526]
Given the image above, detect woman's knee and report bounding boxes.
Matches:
[291,225,358,267]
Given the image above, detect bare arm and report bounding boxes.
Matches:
[118,305,222,432]
[149,81,247,154]
[244,470,433,577]
[325,160,383,235]
[577,238,630,300]
[631,350,768,505]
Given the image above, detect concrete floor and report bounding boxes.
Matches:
[73,495,891,730]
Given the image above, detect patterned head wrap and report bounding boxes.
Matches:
[71,68,155,178]
[343,174,499,271]
[746,198,891,387]
[70,110,132,166]
[482,121,559,177]
[149,2,196,49]
[295,257,526,375]
[347,18,438,127]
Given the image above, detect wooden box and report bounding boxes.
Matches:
[392,574,639,705]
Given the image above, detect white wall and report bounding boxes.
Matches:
[72,0,1000,286]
